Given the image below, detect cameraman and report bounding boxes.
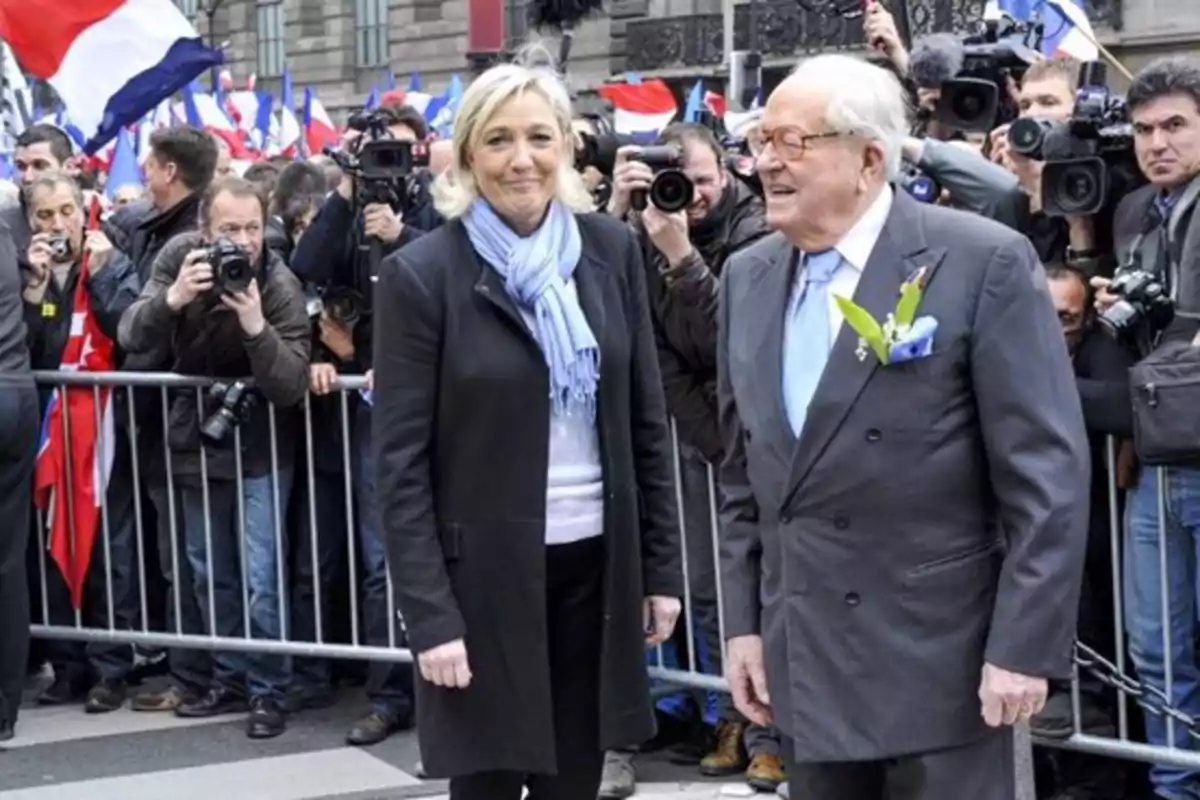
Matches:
[1092,57,1200,800]
[118,176,311,740]
[606,122,781,793]
[987,58,1107,275]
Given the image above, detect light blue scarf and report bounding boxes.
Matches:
[462,198,598,419]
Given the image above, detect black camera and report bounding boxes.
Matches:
[201,380,258,446]
[1098,269,1175,343]
[304,285,364,327]
[897,162,941,204]
[1009,62,1140,217]
[324,107,429,210]
[629,146,694,214]
[204,238,254,296]
[936,21,1039,132]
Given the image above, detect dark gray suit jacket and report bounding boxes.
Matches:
[717,191,1090,762]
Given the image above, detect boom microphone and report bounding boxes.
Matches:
[909,33,965,90]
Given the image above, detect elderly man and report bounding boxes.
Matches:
[718,54,1090,800]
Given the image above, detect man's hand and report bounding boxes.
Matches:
[418,639,472,689]
[363,203,403,244]
[642,205,692,267]
[1090,276,1118,315]
[23,233,53,304]
[310,363,339,396]
[319,312,356,362]
[166,249,214,311]
[726,634,773,726]
[864,1,909,75]
[366,368,374,391]
[221,279,266,337]
[979,662,1047,727]
[988,124,1012,167]
[643,596,682,647]
[83,230,114,274]
[607,146,654,219]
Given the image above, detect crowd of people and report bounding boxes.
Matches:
[0,2,1199,798]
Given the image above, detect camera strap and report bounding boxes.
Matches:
[1166,175,1200,320]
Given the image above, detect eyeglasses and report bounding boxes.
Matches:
[746,127,844,160]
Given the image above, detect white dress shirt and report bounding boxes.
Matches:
[797,185,895,348]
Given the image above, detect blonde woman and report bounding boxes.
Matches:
[371,55,683,799]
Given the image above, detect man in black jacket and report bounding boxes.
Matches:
[0,218,39,742]
[604,122,780,794]
[19,173,143,712]
[119,177,310,739]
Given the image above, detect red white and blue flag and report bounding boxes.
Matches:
[596,78,679,141]
[34,198,117,610]
[0,0,223,154]
[985,0,1099,61]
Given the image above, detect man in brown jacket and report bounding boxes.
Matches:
[118,176,310,740]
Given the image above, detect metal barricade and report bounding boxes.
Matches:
[26,371,1200,780]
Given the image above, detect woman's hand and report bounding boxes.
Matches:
[418,639,472,689]
[643,595,682,647]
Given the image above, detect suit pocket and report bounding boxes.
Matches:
[905,540,1000,582]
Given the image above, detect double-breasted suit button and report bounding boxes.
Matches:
[865,428,882,442]
[844,592,861,607]
[833,514,850,530]
[780,512,793,524]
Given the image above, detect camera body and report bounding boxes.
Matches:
[897,162,941,204]
[1008,61,1141,217]
[936,25,1038,132]
[201,380,258,445]
[204,237,254,296]
[304,284,364,328]
[629,146,694,214]
[1098,269,1175,343]
[325,107,429,213]
[48,234,70,261]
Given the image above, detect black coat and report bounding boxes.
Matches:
[371,212,682,777]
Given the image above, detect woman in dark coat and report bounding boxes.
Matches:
[371,57,683,799]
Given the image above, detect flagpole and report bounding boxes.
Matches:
[200,0,226,89]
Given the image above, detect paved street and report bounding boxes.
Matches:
[0,673,753,800]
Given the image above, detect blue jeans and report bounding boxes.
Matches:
[353,406,413,720]
[1125,465,1200,799]
[181,468,293,702]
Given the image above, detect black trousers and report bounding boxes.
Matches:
[449,536,606,800]
[783,729,1016,800]
[0,387,40,729]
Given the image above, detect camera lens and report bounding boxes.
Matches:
[1097,300,1140,341]
[1047,163,1101,217]
[650,171,693,214]
[951,90,987,126]
[1008,118,1048,158]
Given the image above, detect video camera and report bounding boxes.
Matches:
[574,112,638,176]
[323,108,429,210]
[1007,61,1140,217]
[628,146,694,214]
[201,380,258,446]
[304,284,365,328]
[204,237,254,297]
[934,19,1039,132]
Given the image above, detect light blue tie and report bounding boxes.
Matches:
[782,248,842,437]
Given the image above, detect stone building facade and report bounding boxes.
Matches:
[183,0,1200,116]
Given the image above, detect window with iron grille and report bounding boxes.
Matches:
[355,0,391,68]
[256,1,286,78]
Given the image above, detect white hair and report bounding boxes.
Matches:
[789,54,911,181]
[432,45,593,220]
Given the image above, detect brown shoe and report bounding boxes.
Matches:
[699,720,748,777]
[746,753,786,791]
[130,685,191,712]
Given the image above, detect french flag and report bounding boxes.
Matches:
[33,198,117,610]
[0,0,223,155]
[985,0,1099,61]
[596,78,678,141]
[303,87,339,155]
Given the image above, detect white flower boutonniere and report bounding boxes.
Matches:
[833,267,938,366]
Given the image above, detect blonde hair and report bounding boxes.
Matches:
[432,45,593,220]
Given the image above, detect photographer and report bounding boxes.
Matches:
[606,122,780,793]
[19,172,143,712]
[987,58,1108,275]
[1091,57,1200,800]
[118,176,310,740]
[290,104,433,374]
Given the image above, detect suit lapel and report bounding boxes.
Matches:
[782,194,947,507]
[754,236,802,465]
